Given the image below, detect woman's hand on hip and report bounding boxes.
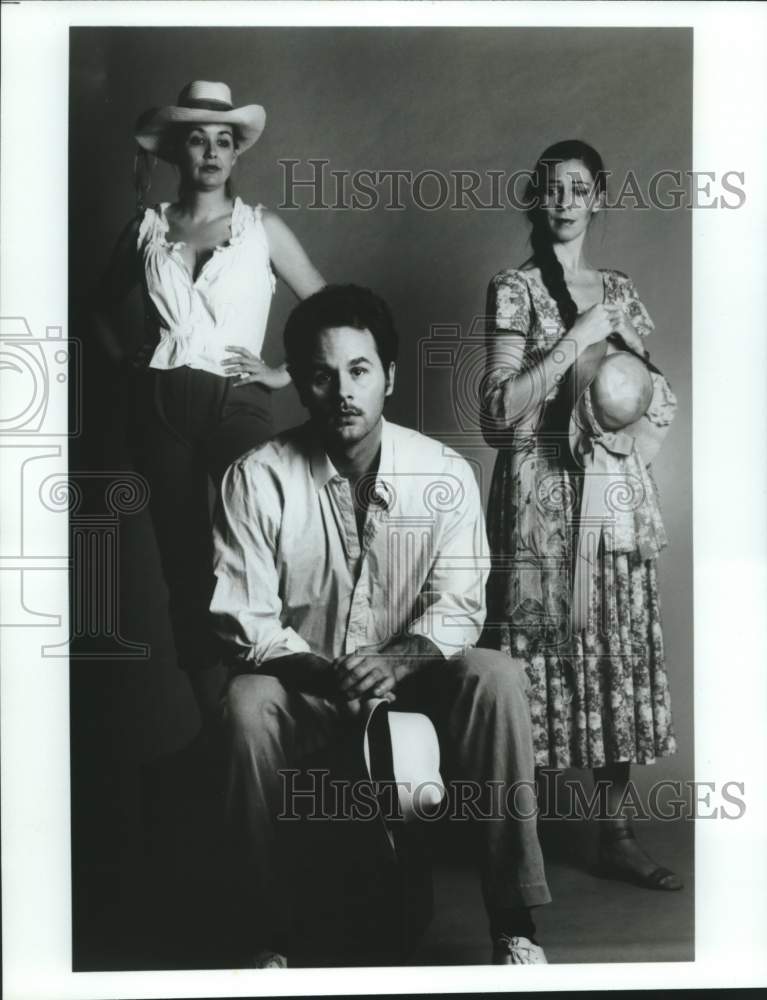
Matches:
[223,346,292,389]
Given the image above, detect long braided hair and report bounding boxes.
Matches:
[525,140,606,330]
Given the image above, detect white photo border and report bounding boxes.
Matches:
[2,1,766,996]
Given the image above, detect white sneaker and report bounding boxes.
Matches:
[251,949,288,969]
[492,934,548,965]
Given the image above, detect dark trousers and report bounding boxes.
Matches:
[131,367,274,672]
[223,648,551,951]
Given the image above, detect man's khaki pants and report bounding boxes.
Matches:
[222,647,551,952]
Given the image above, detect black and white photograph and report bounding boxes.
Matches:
[1,2,766,997]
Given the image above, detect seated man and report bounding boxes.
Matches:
[210,284,550,967]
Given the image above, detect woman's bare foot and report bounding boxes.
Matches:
[598,822,683,891]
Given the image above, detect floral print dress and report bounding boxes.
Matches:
[483,267,678,768]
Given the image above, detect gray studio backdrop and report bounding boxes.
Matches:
[70,27,692,794]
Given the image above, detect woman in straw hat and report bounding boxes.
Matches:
[481,140,682,891]
[92,81,325,725]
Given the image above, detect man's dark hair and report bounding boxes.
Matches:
[283,284,399,382]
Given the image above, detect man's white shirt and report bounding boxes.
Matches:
[211,418,489,665]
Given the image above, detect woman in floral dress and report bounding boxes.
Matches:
[482,140,681,889]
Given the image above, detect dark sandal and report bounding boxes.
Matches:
[598,824,683,891]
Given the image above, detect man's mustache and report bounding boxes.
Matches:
[332,405,363,416]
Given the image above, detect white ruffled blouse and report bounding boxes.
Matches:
[137,197,276,377]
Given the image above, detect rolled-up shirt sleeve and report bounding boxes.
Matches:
[408,462,488,658]
[210,459,311,665]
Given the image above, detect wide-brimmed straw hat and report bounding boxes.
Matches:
[134,81,266,161]
[569,341,674,466]
[362,699,445,853]
[566,341,676,632]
